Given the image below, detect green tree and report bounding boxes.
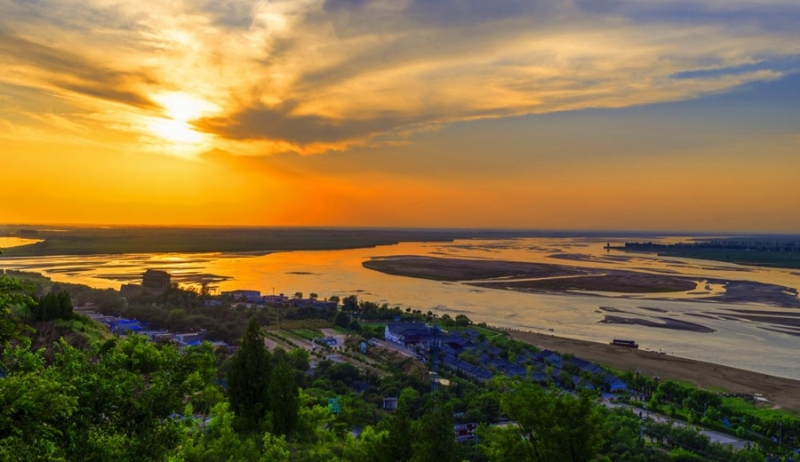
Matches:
[227,317,272,428]
[483,379,603,462]
[334,311,350,329]
[384,389,416,461]
[0,275,34,344]
[57,291,73,320]
[413,398,459,462]
[269,357,300,436]
[342,295,359,311]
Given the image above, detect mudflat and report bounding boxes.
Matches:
[505,329,800,414]
[365,256,695,293]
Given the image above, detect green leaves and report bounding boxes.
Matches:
[227,317,272,429]
[0,275,35,345]
[482,379,604,462]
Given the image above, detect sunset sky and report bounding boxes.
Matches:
[1,0,799,231]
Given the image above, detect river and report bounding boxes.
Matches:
[2,236,799,379]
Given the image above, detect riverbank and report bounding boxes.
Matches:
[504,328,800,414]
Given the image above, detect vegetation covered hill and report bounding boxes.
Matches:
[1,269,797,461]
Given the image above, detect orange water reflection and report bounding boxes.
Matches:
[2,237,799,379]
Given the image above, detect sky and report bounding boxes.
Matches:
[1,0,799,232]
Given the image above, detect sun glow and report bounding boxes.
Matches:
[148,92,219,149]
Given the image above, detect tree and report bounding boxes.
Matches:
[227,317,272,428]
[342,295,359,311]
[269,357,300,436]
[484,379,603,462]
[0,275,34,344]
[294,292,303,299]
[454,314,472,327]
[384,389,416,461]
[32,290,73,322]
[440,314,453,326]
[309,293,318,300]
[413,398,460,462]
[334,311,350,329]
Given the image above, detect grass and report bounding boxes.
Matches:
[447,324,506,339]
[60,314,113,343]
[722,397,798,420]
[291,329,323,341]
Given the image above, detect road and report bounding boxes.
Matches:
[605,402,747,449]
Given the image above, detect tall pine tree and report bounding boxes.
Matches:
[227,317,272,429]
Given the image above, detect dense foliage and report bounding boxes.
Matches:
[0,272,795,461]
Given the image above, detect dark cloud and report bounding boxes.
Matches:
[196,102,423,144]
[0,33,156,108]
[193,0,260,28]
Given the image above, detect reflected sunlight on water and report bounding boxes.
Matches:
[2,236,800,379]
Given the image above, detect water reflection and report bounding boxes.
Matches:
[2,237,799,379]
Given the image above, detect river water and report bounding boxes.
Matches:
[2,236,799,379]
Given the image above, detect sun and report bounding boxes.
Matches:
[147,92,218,147]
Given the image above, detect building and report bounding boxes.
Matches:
[263,294,289,304]
[174,332,205,347]
[137,330,174,342]
[221,290,262,303]
[120,269,172,296]
[385,323,434,347]
[142,270,171,294]
[603,374,628,393]
[290,298,338,311]
[383,397,398,411]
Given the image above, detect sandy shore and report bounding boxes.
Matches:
[503,329,800,414]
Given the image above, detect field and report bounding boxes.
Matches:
[506,329,800,414]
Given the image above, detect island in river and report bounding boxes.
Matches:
[363,255,800,306]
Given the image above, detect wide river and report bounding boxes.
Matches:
[2,236,800,379]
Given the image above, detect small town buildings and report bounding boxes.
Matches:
[174,332,205,347]
[221,290,262,303]
[385,323,434,347]
[382,397,398,411]
[263,294,289,304]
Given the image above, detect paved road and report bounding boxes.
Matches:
[606,402,747,449]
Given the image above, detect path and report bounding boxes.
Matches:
[605,402,747,449]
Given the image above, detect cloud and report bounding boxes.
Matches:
[0,33,156,108]
[0,0,799,155]
[196,101,421,144]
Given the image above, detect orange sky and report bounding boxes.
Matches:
[1,0,799,232]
